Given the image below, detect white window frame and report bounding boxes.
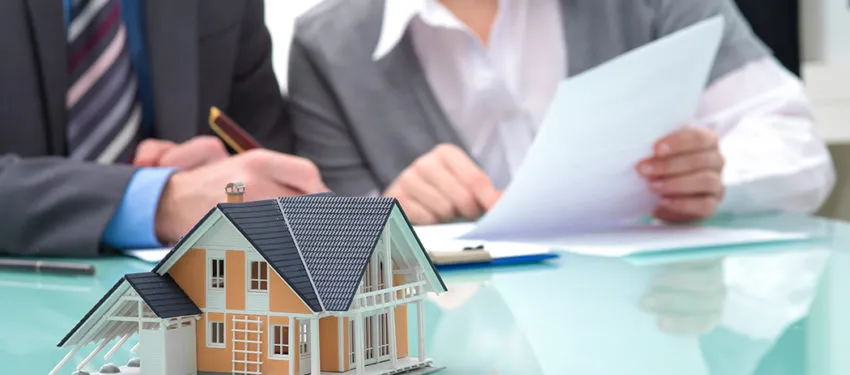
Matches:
[269,324,290,360]
[299,320,310,355]
[209,257,225,290]
[207,321,225,348]
[248,260,269,293]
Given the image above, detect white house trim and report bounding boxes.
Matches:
[199,308,315,319]
[354,312,365,374]
[389,206,446,294]
[154,210,224,275]
[289,323,296,375]
[310,318,320,375]
[338,317,344,372]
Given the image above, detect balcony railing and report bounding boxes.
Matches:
[350,281,426,311]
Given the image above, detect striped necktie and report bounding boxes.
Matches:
[66,0,142,164]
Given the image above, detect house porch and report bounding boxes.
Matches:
[321,357,442,375]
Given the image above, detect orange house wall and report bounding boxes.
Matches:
[196,312,229,373]
[226,250,246,310]
[319,317,340,372]
[197,313,293,375]
[166,245,421,374]
[270,268,312,314]
[342,317,351,372]
[395,305,409,358]
[168,248,206,308]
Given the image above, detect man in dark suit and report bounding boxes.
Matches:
[0,0,325,257]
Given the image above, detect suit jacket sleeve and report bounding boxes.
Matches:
[225,0,293,154]
[287,31,381,196]
[0,154,136,256]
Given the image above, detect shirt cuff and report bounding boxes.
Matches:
[102,167,176,249]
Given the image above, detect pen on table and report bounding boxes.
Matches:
[0,259,95,276]
[208,106,262,153]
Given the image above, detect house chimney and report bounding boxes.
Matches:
[225,181,246,203]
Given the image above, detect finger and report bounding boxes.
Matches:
[657,315,721,336]
[433,144,500,209]
[640,291,725,314]
[159,136,229,169]
[654,127,718,157]
[245,150,328,194]
[395,167,456,222]
[653,206,703,223]
[656,195,720,219]
[133,139,176,166]
[637,150,723,178]
[650,170,723,196]
[397,198,438,225]
[415,153,483,220]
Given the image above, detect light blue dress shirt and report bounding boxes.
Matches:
[65,0,174,249]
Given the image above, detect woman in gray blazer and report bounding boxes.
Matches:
[287,0,834,225]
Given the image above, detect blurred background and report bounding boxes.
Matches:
[266,0,850,219]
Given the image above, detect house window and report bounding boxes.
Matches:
[249,261,268,291]
[210,258,225,289]
[208,321,225,348]
[299,320,310,355]
[269,325,289,358]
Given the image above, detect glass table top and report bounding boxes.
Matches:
[1,214,848,375]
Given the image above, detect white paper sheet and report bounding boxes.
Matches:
[416,222,810,258]
[126,248,170,263]
[461,16,725,241]
[532,225,811,257]
[414,224,552,259]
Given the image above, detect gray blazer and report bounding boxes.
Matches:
[288,0,770,196]
[0,0,289,256]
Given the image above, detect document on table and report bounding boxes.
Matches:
[460,16,725,241]
[418,222,811,258]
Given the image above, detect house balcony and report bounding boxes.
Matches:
[348,281,426,313]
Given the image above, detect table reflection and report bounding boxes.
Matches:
[425,246,830,375]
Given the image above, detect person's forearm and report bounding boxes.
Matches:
[696,58,836,215]
[0,154,135,256]
[718,115,835,214]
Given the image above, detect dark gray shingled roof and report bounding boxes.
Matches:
[124,272,201,318]
[219,195,397,312]
[278,195,396,311]
[217,200,323,312]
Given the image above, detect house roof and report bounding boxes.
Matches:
[219,195,399,312]
[217,199,323,311]
[153,193,446,313]
[278,195,397,311]
[58,273,200,347]
[124,272,201,318]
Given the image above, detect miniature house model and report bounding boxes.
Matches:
[52,183,447,375]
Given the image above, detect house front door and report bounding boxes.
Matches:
[298,319,311,375]
[359,310,391,366]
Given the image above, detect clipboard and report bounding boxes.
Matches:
[426,243,559,269]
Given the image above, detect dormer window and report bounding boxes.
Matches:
[249,260,268,292]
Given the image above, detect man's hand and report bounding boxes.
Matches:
[637,127,725,222]
[383,144,500,225]
[133,136,229,170]
[154,149,327,243]
[639,259,726,336]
